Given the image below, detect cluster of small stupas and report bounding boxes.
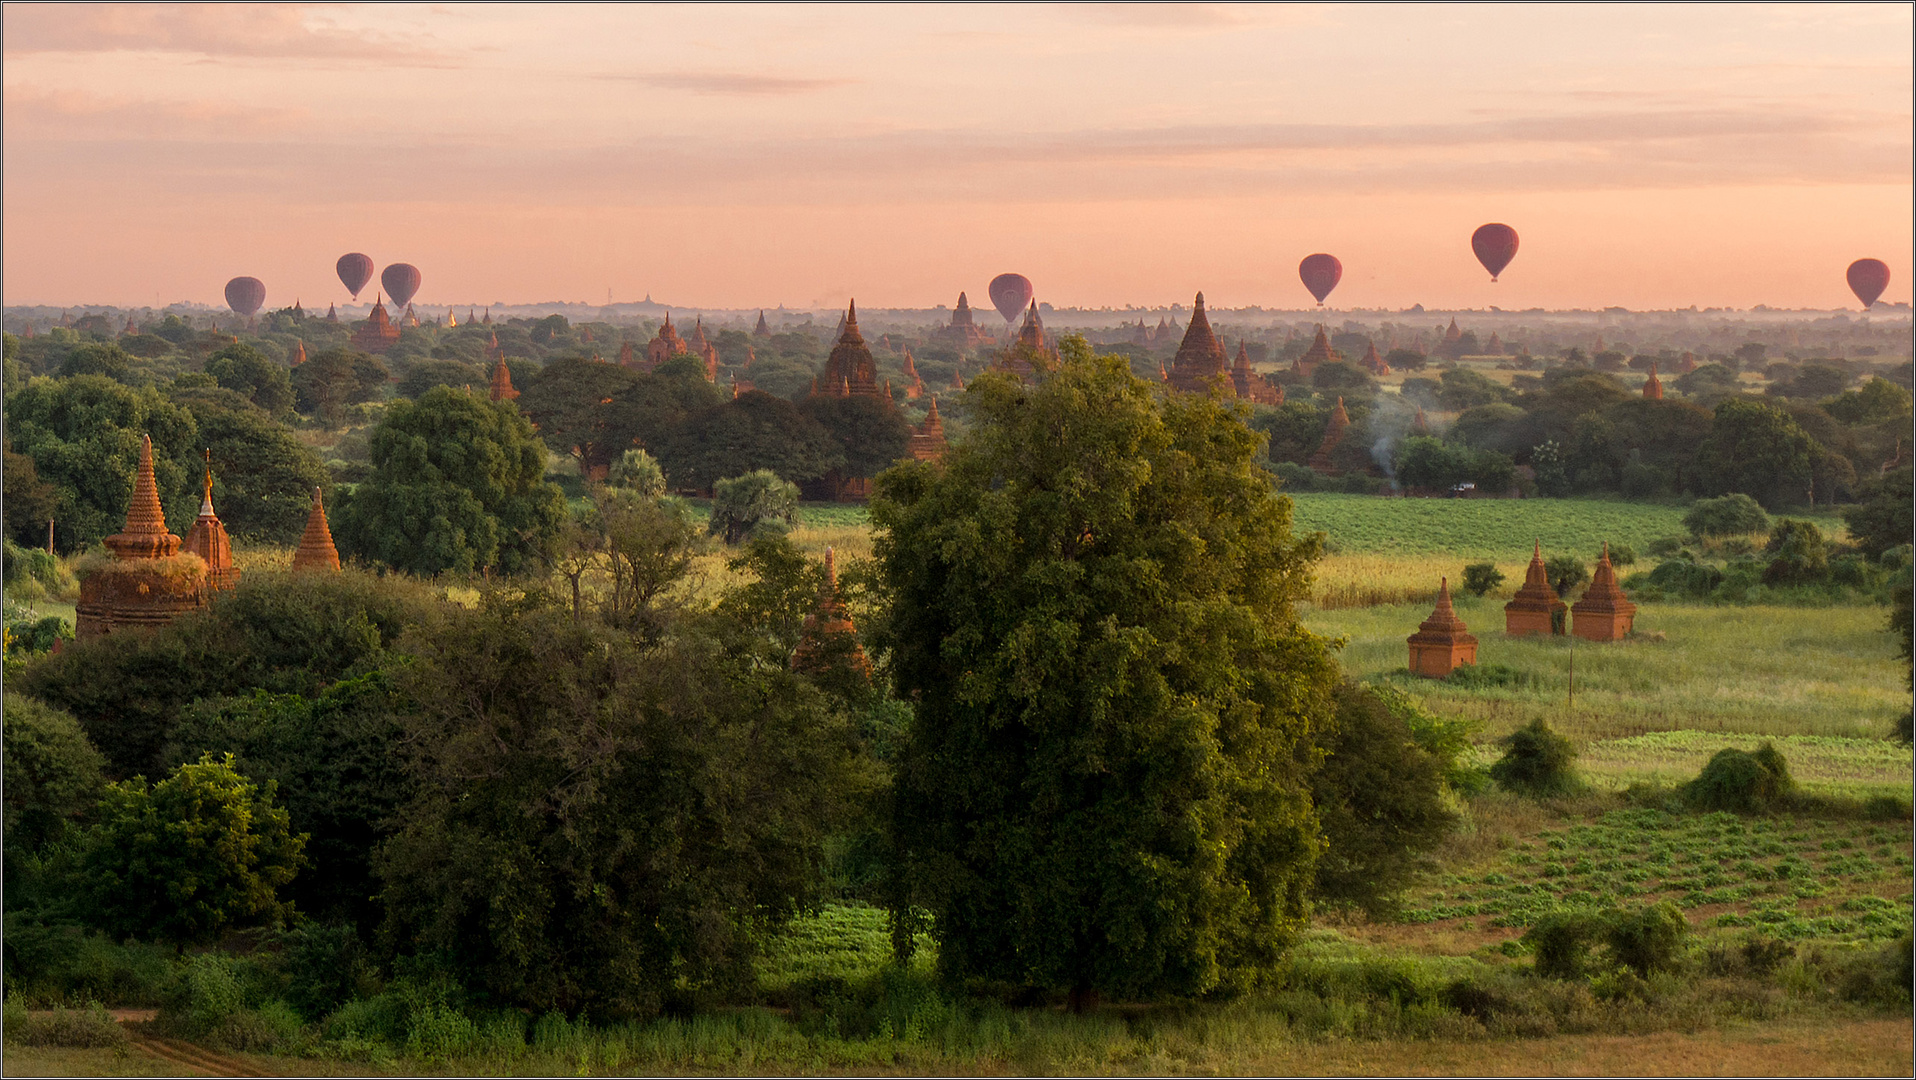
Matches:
[633,312,721,379]
[74,438,344,640]
[789,547,871,684]
[808,302,949,496]
[1407,542,1638,678]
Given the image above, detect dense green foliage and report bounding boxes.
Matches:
[1309,683,1457,914]
[708,469,800,544]
[1489,718,1580,796]
[1684,743,1796,813]
[2,695,107,857]
[76,753,305,949]
[1460,562,1504,597]
[333,387,566,575]
[1683,493,1772,537]
[875,346,1339,1001]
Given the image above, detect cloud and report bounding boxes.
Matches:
[2,3,451,64]
[605,71,857,96]
[2,85,310,138]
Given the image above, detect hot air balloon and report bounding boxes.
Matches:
[336,253,374,300]
[1298,254,1342,305]
[1847,259,1890,310]
[381,263,422,309]
[1471,223,1520,281]
[224,277,266,317]
[988,273,1034,325]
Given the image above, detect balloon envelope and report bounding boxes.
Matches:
[987,273,1033,324]
[1847,259,1890,309]
[1298,253,1342,304]
[336,253,374,299]
[1471,223,1520,281]
[224,276,266,316]
[381,263,421,308]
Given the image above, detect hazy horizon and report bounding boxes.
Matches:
[4,3,1910,312]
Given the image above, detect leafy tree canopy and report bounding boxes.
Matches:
[205,344,295,415]
[873,347,1339,1002]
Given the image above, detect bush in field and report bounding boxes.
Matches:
[1682,493,1770,538]
[708,469,799,545]
[1605,901,1689,977]
[1460,562,1504,596]
[76,753,306,949]
[1683,743,1794,813]
[1525,910,1607,979]
[0,1000,128,1048]
[1762,519,1828,585]
[1604,542,1636,567]
[1544,555,1588,598]
[1310,682,1458,915]
[1489,718,1579,797]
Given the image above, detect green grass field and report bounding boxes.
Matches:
[1304,599,1906,743]
[1285,494,1848,560]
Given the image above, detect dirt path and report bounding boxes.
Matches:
[123,1022,276,1078]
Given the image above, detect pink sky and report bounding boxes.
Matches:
[4,2,1910,312]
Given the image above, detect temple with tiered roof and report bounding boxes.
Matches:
[350,295,402,353]
[646,313,689,367]
[292,488,341,573]
[1504,541,1567,636]
[1293,326,1334,377]
[1164,293,1230,395]
[908,396,948,462]
[934,292,992,348]
[811,301,885,398]
[1407,577,1478,678]
[1571,544,1636,641]
[76,436,212,639]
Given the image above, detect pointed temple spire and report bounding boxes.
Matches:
[292,488,342,573]
[755,310,772,337]
[490,357,519,402]
[1308,397,1350,473]
[790,547,872,683]
[77,434,212,638]
[1167,292,1230,395]
[909,396,948,462]
[326,303,339,322]
[104,435,181,561]
[183,449,239,591]
[1504,539,1567,636]
[291,339,307,365]
[1571,542,1637,641]
[1296,325,1334,376]
[1408,576,1478,678]
[1642,362,1663,400]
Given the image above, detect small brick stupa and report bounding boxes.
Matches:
[1503,540,1566,636]
[291,488,342,573]
[489,357,519,402]
[1407,576,1478,679]
[1307,397,1350,473]
[1571,543,1636,642]
[181,451,240,593]
[908,396,949,462]
[1642,363,1663,400]
[76,436,209,639]
[790,547,871,684]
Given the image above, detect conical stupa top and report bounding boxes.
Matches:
[1526,539,1546,583]
[924,395,942,426]
[1233,341,1252,372]
[103,435,182,560]
[292,487,341,573]
[1416,576,1471,635]
[326,303,338,321]
[292,339,307,365]
[1330,396,1350,425]
[956,291,971,310]
[839,301,863,344]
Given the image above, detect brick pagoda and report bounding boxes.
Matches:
[1571,543,1636,642]
[790,547,871,684]
[1642,363,1663,400]
[1293,326,1334,378]
[1307,397,1350,473]
[1407,576,1478,678]
[489,357,519,402]
[1503,540,1566,636]
[1166,293,1231,395]
[76,436,210,639]
[181,451,240,593]
[933,291,992,348]
[350,295,402,354]
[646,313,689,367]
[908,396,949,462]
[291,488,342,573]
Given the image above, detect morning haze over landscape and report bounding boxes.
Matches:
[1,4,1912,1077]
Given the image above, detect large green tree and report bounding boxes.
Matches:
[655,391,842,491]
[204,344,295,415]
[176,396,331,543]
[800,393,914,482]
[290,349,388,424]
[376,597,873,1017]
[872,347,1339,1003]
[4,374,200,549]
[1692,398,1816,509]
[333,387,566,575]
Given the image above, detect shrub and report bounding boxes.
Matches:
[1445,663,1532,690]
[1646,559,1724,599]
[1762,519,1828,585]
[1525,910,1608,979]
[1645,536,1684,558]
[1460,562,1504,596]
[283,922,378,1021]
[2,695,106,857]
[1683,743,1794,813]
[1604,901,1688,976]
[0,1001,128,1048]
[607,448,666,498]
[1604,543,1636,568]
[708,469,799,545]
[1489,718,1579,796]
[1683,493,1770,538]
[1544,555,1588,597]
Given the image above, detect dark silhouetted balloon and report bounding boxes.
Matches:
[1847,259,1890,310]
[336,253,374,299]
[381,263,421,308]
[1471,223,1520,281]
[224,277,265,316]
[988,273,1033,324]
[1298,253,1342,305]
